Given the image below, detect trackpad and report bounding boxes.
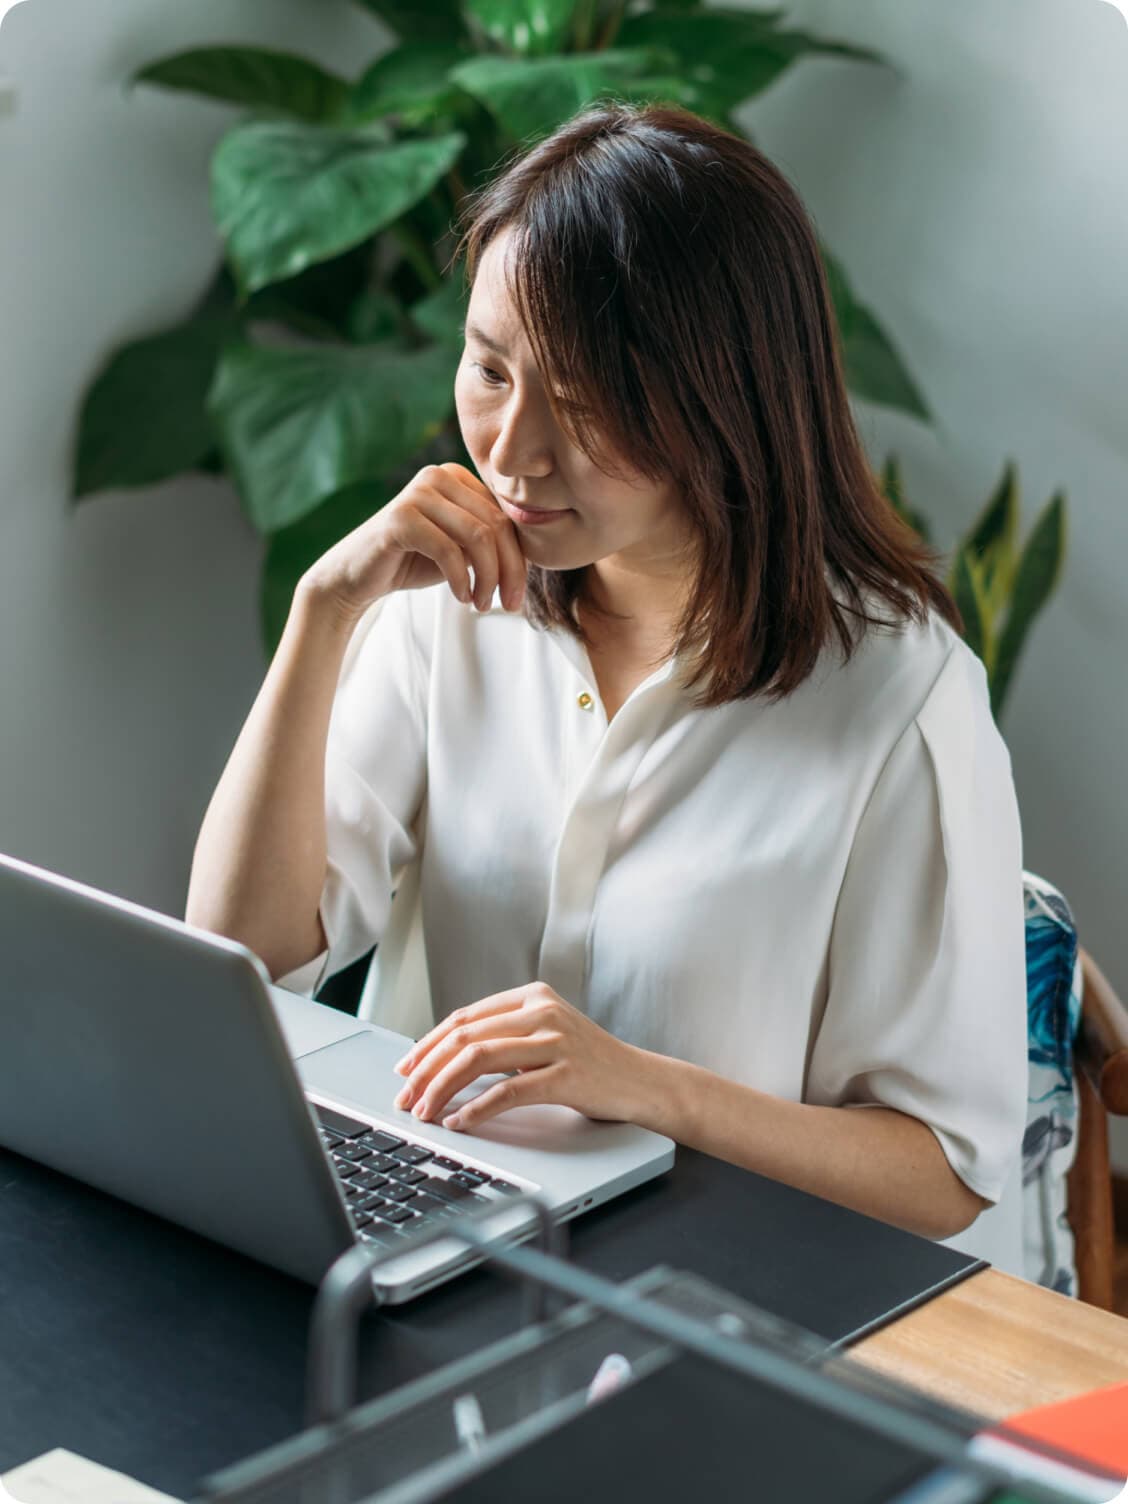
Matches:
[296,1031,611,1163]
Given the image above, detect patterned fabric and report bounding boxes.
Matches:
[1021,871,1083,1296]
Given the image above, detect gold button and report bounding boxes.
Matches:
[577,692,594,710]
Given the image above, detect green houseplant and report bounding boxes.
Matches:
[73,0,1066,710]
[881,456,1067,722]
[73,0,934,651]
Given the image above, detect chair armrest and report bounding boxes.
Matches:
[1077,947,1128,1115]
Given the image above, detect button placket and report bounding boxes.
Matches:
[537,683,678,1007]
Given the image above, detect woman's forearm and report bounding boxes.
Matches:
[625,1046,989,1241]
[185,581,360,980]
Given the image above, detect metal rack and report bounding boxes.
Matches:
[195,1194,1119,1504]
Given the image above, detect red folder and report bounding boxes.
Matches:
[994,1380,1128,1479]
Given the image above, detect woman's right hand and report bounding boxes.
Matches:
[299,462,529,624]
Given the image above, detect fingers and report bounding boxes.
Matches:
[394,989,531,1078]
[426,465,528,611]
[394,1009,544,1111]
[440,1067,562,1133]
[401,1034,558,1125]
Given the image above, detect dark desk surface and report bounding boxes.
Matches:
[0,1144,980,1499]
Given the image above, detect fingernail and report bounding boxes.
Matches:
[394,1087,411,1109]
[393,1055,411,1074]
[412,1102,427,1119]
[443,1114,462,1130]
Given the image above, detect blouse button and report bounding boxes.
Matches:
[577,692,594,711]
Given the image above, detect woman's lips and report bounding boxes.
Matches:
[499,497,572,526]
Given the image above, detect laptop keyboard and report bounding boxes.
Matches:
[312,1102,524,1254]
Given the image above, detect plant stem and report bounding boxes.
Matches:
[572,0,599,51]
[594,1,628,51]
[390,219,442,293]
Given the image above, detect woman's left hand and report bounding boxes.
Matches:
[391,982,652,1133]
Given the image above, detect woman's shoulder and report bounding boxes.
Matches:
[808,588,989,744]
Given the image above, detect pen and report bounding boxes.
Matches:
[453,1391,487,1456]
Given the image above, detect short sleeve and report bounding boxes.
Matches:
[274,588,429,995]
[805,645,1027,1204]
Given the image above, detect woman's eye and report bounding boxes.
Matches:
[473,363,505,387]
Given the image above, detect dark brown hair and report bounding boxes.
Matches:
[451,101,961,706]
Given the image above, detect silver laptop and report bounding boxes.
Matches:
[0,851,674,1302]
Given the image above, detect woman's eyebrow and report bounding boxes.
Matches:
[462,321,509,355]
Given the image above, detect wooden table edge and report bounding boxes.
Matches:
[848,1266,1128,1422]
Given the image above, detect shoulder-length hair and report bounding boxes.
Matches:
[450,101,961,707]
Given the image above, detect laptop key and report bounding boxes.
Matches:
[320,1129,344,1149]
[344,1182,364,1199]
[392,1144,434,1165]
[374,1203,414,1224]
[489,1179,520,1194]
[386,1165,426,1185]
[357,1130,406,1154]
[331,1158,362,1180]
[431,1155,465,1172]
[355,1193,389,1213]
[370,1153,401,1173]
[449,1170,489,1190]
[353,1170,390,1191]
[383,1184,418,1203]
[408,1191,451,1218]
[337,1143,375,1163]
[423,1177,487,1206]
[351,1211,374,1230]
[313,1105,372,1139]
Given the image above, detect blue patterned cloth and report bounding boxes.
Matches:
[1021,871,1083,1295]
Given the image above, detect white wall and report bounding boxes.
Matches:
[2,1,1126,1165]
[0,0,383,915]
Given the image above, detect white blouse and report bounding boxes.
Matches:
[278,578,1029,1263]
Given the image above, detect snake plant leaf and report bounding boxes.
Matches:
[879,453,932,543]
[463,0,581,58]
[950,547,991,669]
[350,0,470,44]
[991,492,1067,720]
[449,49,693,146]
[212,122,466,298]
[131,48,350,124]
[73,311,241,499]
[261,478,388,653]
[207,337,459,531]
[820,245,931,422]
[963,459,1019,611]
[346,42,475,127]
[616,9,887,116]
[410,274,470,344]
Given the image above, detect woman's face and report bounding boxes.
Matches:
[454,229,694,589]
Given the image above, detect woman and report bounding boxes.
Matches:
[187,103,1027,1258]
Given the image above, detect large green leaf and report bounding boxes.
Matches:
[992,492,1067,720]
[617,8,887,116]
[350,0,469,44]
[450,48,693,145]
[962,459,1019,611]
[73,311,241,499]
[131,47,349,124]
[820,246,930,422]
[208,337,459,530]
[261,478,388,652]
[949,547,990,669]
[212,122,466,297]
[346,42,475,127]
[464,0,580,57]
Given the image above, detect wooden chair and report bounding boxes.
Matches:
[1066,947,1128,1308]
